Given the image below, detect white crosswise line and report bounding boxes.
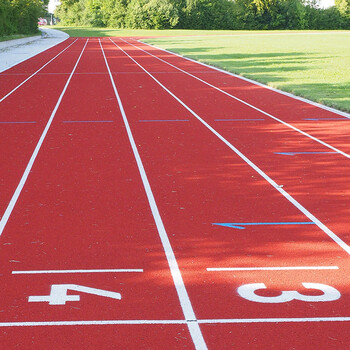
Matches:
[207,266,339,272]
[0,39,89,237]
[0,39,78,103]
[12,269,143,274]
[100,39,207,350]
[124,39,350,159]
[1,316,350,327]
[110,38,350,257]
[199,317,350,324]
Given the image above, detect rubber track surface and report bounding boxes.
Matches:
[0,37,349,349]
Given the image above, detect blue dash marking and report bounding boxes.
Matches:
[62,120,114,123]
[139,119,189,122]
[275,151,337,156]
[304,118,348,121]
[215,119,265,122]
[213,222,316,229]
[0,121,37,124]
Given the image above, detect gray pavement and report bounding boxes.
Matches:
[0,28,69,73]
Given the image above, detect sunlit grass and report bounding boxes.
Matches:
[50,27,350,113]
[144,31,350,113]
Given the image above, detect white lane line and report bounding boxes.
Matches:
[99,39,207,350]
[124,39,350,159]
[110,38,350,257]
[199,317,350,324]
[0,320,186,327]
[12,269,143,275]
[207,266,339,272]
[0,39,89,237]
[1,316,350,327]
[0,39,78,103]
[134,39,350,120]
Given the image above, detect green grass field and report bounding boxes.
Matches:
[144,32,350,113]
[52,27,350,113]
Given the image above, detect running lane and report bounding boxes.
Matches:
[0,38,75,99]
[0,39,86,221]
[115,39,350,246]
[0,38,199,349]
[127,39,350,155]
[103,38,350,349]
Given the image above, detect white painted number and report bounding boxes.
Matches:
[28,284,122,305]
[237,283,341,303]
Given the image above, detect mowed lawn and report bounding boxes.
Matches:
[144,31,350,113]
[53,27,350,113]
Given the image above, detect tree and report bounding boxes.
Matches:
[125,0,179,29]
[335,0,350,26]
[2,0,47,34]
[180,0,235,29]
[101,0,127,28]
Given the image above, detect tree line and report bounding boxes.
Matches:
[0,0,48,36]
[55,0,350,30]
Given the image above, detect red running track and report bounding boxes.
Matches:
[0,37,349,349]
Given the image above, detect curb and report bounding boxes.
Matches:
[0,35,41,50]
[0,28,70,73]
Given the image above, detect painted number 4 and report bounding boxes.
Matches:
[237,283,341,303]
[28,284,122,305]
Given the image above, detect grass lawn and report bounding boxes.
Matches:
[52,26,350,113]
[144,31,350,113]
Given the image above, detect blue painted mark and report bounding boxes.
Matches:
[213,222,316,229]
[304,118,348,121]
[275,151,337,156]
[0,121,37,124]
[62,120,114,123]
[215,119,265,122]
[139,119,189,122]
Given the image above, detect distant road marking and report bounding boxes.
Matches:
[213,222,315,229]
[0,121,37,124]
[275,151,337,156]
[62,120,114,123]
[214,118,264,122]
[305,118,348,121]
[207,266,339,272]
[139,119,189,122]
[12,269,143,275]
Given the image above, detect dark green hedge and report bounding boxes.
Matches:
[0,0,46,36]
[55,0,350,30]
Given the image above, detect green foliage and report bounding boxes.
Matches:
[53,0,350,30]
[100,0,127,28]
[179,0,235,29]
[0,0,14,36]
[0,0,45,36]
[335,0,350,27]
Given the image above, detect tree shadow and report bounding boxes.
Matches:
[151,45,350,112]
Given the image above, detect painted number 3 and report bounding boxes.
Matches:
[237,283,341,303]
